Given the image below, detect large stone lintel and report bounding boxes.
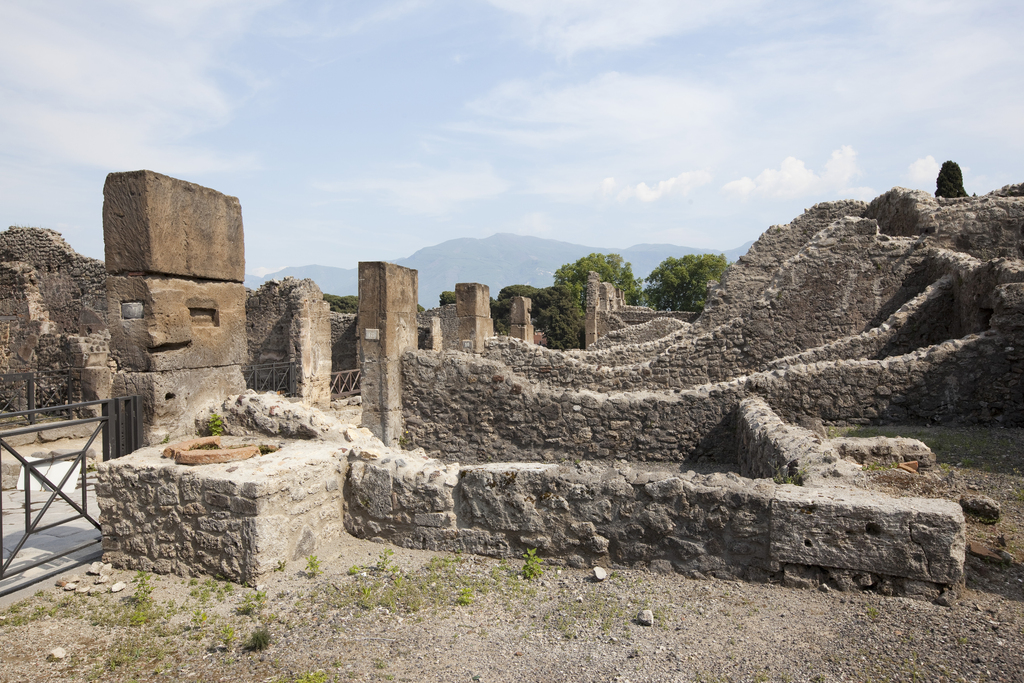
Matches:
[103,170,245,282]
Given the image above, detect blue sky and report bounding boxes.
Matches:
[1,1,1021,278]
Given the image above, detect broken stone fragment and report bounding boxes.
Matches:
[967,541,1008,563]
[959,495,1000,520]
[47,647,66,662]
[174,444,260,465]
[637,609,655,626]
[593,567,607,581]
[86,561,104,576]
[110,582,127,593]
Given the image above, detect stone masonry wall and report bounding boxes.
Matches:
[330,312,358,371]
[97,441,347,584]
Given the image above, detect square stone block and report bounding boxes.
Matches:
[107,276,246,372]
[358,262,418,358]
[458,316,494,353]
[456,283,490,318]
[510,296,532,324]
[113,365,245,444]
[510,323,534,343]
[103,170,245,282]
[97,441,346,583]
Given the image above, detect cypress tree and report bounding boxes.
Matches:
[935,160,968,198]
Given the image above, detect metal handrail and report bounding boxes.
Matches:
[0,395,142,586]
[330,369,361,397]
[243,362,298,396]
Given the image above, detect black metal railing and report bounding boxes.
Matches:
[330,369,361,398]
[0,396,142,585]
[0,368,75,425]
[243,362,298,396]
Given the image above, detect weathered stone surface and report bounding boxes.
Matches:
[103,170,245,282]
[456,283,490,318]
[97,439,347,583]
[959,495,1000,520]
[245,277,333,407]
[107,275,246,372]
[203,392,351,442]
[113,365,245,444]
[770,486,964,585]
[831,437,936,470]
[457,315,494,353]
[359,262,418,446]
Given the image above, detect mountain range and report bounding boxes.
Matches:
[244,233,754,308]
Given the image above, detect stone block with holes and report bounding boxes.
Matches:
[106,275,246,372]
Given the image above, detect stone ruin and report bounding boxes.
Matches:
[585,271,696,348]
[74,175,1024,598]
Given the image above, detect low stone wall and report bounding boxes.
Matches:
[401,328,1024,466]
[345,448,964,597]
[97,439,347,583]
[417,305,458,350]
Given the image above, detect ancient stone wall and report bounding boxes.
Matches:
[417,304,458,351]
[0,228,108,375]
[331,312,358,371]
[245,277,333,406]
[97,440,346,583]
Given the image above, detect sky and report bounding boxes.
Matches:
[1,1,1022,278]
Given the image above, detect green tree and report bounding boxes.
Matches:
[439,291,456,307]
[643,254,728,313]
[553,253,644,312]
[323,293,358,314]
[935,160,968,198]
[490,285,542,336]
[533,285,585,350]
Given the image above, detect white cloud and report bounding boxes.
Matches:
[485,0,761,55]
[722,146,872,200]
[616,170,712,202]
[906,155,940,188]
[314,164,509,216]
[0,1,272,173]
[464,72,731,150]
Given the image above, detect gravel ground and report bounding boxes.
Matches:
[0,423,1021,683]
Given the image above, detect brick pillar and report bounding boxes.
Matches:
[455,283,493,353]
[509,296,534,343]
[358,262,418,446]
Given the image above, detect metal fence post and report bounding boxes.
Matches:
[26,374,35,425]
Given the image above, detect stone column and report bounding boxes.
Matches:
[69,331,112,415]
[509,296,533,343]
[103,170,247,444]
[456,283,493,353]
[358,262,418,446]
[585,271,601,348]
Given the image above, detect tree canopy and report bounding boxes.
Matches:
[935,160,968,198]
[490,283,584,350]
[323,293,358,314]
[553,253,644,311]
[643,254,728,313]
[439,291,456,307]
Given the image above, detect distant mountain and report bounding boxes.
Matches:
[244,233,753,308]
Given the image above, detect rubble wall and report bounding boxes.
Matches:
[97,441,347,584]
[330,312,358,371]
[401,330,1024,465]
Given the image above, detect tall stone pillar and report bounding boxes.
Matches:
[584,271,601,348]
[509,296,534,343]
[358,262,418,446]
[456,283,493,353]
[103,170,247,444]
